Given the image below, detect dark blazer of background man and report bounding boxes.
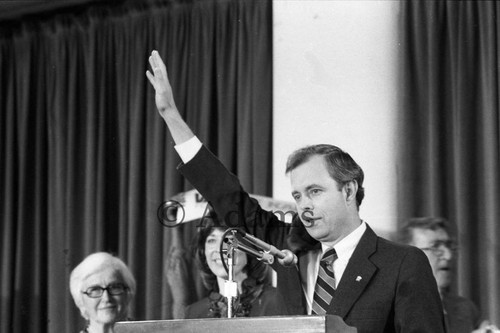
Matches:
[146,50,445,333]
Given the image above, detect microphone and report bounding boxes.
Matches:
[224,236,275,265]
[236,229,298,266]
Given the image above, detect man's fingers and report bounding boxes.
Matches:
[152,50,162,66]
[148,55,157,71]
[150,52,159,70]
[152,50,168,76]
[154,66,164,78]
[145,70,159,90]
[146,51,172,101]
[146,67,167,91]
[146,70,154,83]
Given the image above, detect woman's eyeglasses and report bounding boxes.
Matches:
[82,283,129,298]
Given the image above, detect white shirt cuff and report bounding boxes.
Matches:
[174,136,202,163]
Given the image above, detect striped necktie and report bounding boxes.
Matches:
[311,248,338,315]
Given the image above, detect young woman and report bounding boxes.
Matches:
[177,216,288,318]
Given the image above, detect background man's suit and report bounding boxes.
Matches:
[179,146,445,333]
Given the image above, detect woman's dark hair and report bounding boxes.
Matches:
[194,211,269,292]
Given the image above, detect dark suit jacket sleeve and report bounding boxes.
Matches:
[178,145,291,249]
[393,247,446,332]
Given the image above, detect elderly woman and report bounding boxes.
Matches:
[170,216,288,318]
[69,252,136,333]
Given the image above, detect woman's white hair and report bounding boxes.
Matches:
[69,252,136,319]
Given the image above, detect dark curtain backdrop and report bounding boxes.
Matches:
[399,0,499,324]
[0,0,273,332]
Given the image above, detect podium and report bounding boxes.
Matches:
[115,315,357,333]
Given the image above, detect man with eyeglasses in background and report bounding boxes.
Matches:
[399,217,498,333]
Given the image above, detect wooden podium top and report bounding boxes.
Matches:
[115,315,357,333]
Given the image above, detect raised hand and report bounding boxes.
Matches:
[146,50,194,145]
[146,50,177,117]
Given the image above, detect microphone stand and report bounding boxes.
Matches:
[223,229,239,318]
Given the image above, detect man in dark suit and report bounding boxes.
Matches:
[146,50,445,332]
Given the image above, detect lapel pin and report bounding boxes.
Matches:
[356,276,362,282]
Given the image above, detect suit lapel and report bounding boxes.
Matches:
[329,226,378,317]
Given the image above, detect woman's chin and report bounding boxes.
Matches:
[94,310,122,325]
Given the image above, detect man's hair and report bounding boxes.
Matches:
[398,217,450,245]
[285,144,365,207]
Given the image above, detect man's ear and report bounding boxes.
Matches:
[344,180,358,204]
